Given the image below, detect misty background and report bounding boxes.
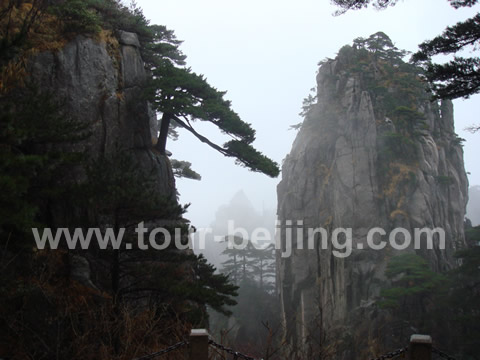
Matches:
[135,0,480,232]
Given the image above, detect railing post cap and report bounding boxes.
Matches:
[190,329,209,337]
[410,334,432,344]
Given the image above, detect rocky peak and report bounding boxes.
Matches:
[277,33,468,358]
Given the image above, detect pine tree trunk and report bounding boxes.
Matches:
[111,214,121,355]
[233,254,237,285]
[156,112,172,154]
[260,259,263,291]
[242,255,246,282]
[112,213,120,300]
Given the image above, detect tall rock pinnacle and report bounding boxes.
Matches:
[276,32,468,359]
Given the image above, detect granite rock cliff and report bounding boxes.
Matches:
[27,30,178,288]
[29,30,174,201]
[277,33,468,358]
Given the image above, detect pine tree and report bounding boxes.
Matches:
[171,159,201,180]
[221,236,255,284]
[249,243,276,292]
[82,151,187,302]
[0,83,89,241]
[189,254,238,317]
[412,13,480,99]
[444,227,480,358]
[379,253,446,334]
[144,26,280,177]
[0,3,243,357]
[217,239,280,354]
[332,0,480,99]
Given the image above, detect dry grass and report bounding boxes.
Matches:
[0,249,192,360]
[0,1,66,93]
[383,162,416,198]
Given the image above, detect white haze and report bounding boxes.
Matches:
[136,0,480,228]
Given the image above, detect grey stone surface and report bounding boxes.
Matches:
[28,33,177,289]
[277,48,468,358]
[29,34,173,198]
[23,32,195,322]
[118,30,141,48]
[70,255,98,290]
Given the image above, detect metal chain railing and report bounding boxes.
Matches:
[370,347,408,360]
[133,340,189,360]
[209,339,259,360]
[131,332,457,360]
[432,346,457,360]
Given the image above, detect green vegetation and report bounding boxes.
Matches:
[342,32,428,119]
[211,239,279,357]
[0,83,90,239]
[335,33,436,212]
[332,0,480,100]
[84,151,187,225]
[379,239,480,359]
[435,175,455,185]
[1,0,279,177]
[447,243,480,359]
[147,53,279,176]
[380,132,416,162]
[379,254,446,309]
[221,238,276,289]
[0,1,247,358]
[189,254,239,317]
[391,106,426,131]
[50,0,102,34]
[121,10,279,177]
[171,159,202,180]
[451,135,466,146]
[337,33,428,151]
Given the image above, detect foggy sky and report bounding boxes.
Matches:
[136,0,480,228]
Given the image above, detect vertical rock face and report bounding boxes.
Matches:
[277,34,468,358]
[29,30,174,201]
[26,31,178,291]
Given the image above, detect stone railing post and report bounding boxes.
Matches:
[189,329,209,360]
[409,334,432,360]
